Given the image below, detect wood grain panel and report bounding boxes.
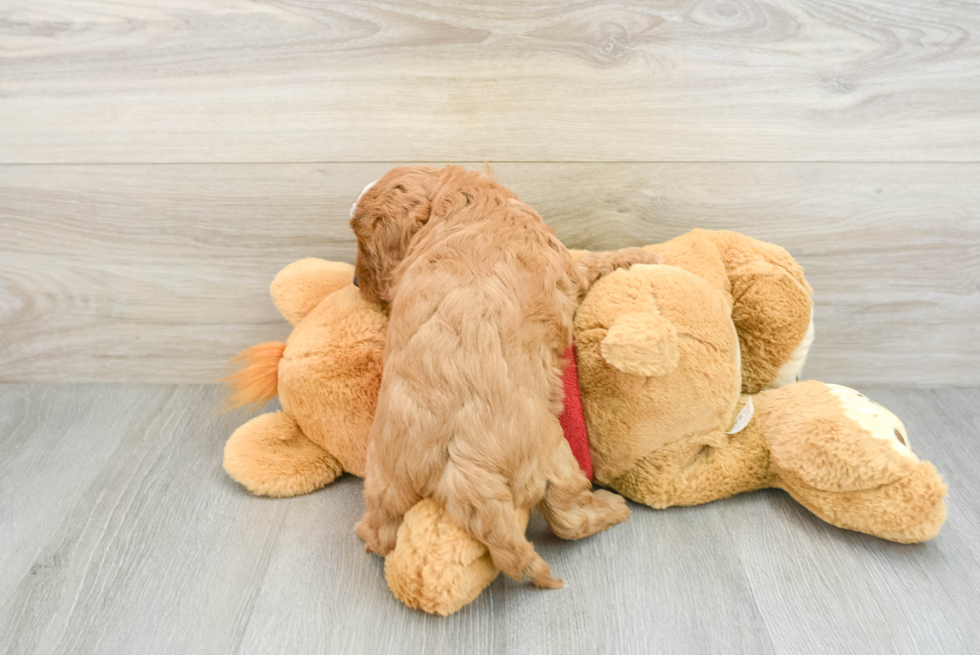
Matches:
[1,162,976,385]
[1,0,979,163]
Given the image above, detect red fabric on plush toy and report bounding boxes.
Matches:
[558,343,593,480]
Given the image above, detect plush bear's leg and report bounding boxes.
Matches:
[760,382,948,543]
[607,403,772,509]
[224,411,343,497]
[385,500,499,616]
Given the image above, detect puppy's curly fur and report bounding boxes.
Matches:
[351,165,661,587]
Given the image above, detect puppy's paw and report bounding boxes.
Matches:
[355,516,396,556]
[592,489,631,528]
[545,488,631,540]
[354,518,378,552]
[576,248,664,288]
[615,247,663,268]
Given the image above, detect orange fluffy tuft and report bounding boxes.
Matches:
[221,341,286,411]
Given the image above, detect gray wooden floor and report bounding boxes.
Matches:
[1,384,977,655]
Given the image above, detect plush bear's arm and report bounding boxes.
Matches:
[270,259,355,326]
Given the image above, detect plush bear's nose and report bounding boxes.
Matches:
[353,275,359,287]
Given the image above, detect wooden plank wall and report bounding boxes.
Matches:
[1,0,978,385]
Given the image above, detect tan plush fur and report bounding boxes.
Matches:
[575,263,742,482]
[222,228,946,616]
[761,381,947,543]
[224,410,343,497]
[646,230,813,394]
[271,258,360,326]
[223,260,386,495]
[349,165,658,587]
[384,499,499,616]
[577,236,945,545]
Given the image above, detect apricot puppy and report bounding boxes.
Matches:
[351,165,660,587]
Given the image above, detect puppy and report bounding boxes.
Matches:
[351,165,661,587]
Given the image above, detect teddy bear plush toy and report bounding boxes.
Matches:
[224,229,947,616]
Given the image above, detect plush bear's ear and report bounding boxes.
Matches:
[270,259,355,326]
[600,311,680,377]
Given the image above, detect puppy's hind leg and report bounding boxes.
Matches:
[436,458,563,589]
[356,446,417,556]
[540,442,631,541]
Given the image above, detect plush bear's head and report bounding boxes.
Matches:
[574,262,743,486]
[271,261,388,477]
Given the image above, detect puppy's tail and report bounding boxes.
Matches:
[221,341,286,411]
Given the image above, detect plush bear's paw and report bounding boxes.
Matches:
[764,381,948,543]
[224,411,343,497]
[270,259,355,325]
[385,500,499,615]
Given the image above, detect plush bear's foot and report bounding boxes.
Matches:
[763,382,948,543]
[224,411,343,497]
[270,259,355,325]
[608,413,771,509]
[385,500,499,616]
[785,460,948,543]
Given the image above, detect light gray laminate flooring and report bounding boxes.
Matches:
[0,384,977,655]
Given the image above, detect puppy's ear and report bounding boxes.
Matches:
[352,169,436,304]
